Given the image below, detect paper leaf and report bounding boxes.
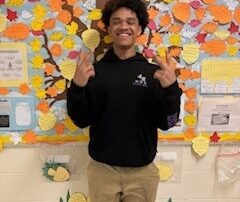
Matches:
[156,164,173,181]
[57,10,72,24]
[50,44,62,57]
[182,29,197,39]
[192,136,209,156]
[184,100,197,113]
[22,130,37,144]
[151,32,162,45]
[143,48,154,58]
[184,128,196,139]
[81,29,100,50]
[184,114,197,127]
[227,45,238,56]
[46,86,58,98]
[88,8,102,20]
[7,9,17,21]
[0,138,3,152]
[38,112,57,131]
[201,39,226,56]
[64,116,78,132]
[59,60,76,81]
[21,10,32,19]
[190,1,201,9]
[179,68,192,80]
[83,0,96,10]
[154,2,169,13]
[172,2,191,23]
[195,7,205,21]
[148,19,157,30]
[19,83,31,95]
[214,29,230,40]
[136,34,148,45]
[184,87,197,99]
[190,71,201,79]
[189,19,201,28]
[234,7,240,24]
[147,7,159,20]
[36,101,50,113]
[54,123,65,134]
[228,22,239,34]
[43,18,56,30]
[0,14,7,32]
[195,32,207,43]
[73,6,84,18]
[3,23,30,40]
[208,5,232,24]
[201,0,216,4]
[44,63,56,76]
[181,43,199,65]
[226,36,238,45]
[210,131,220,143]
[159,14,171,27]
[68,51,79,59]
[0,87,10,95]
[201,21,218,33]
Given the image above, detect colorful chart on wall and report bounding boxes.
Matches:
[0,0,240,147]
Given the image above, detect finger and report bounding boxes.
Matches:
[82,50,93,65]
[153,55,167,70]
[86,68,95,79]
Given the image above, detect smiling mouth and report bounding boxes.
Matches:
[117,33,131,37]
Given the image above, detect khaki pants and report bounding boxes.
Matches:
[87,159,160,202]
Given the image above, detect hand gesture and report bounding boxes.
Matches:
[72,49,95,87]
[153,50,176,88]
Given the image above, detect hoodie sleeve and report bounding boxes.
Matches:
[156,81,182,131]
[66,81,90,128]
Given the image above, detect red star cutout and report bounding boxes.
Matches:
[228,22,239,34]
[210,131,220,143]
[7,9,17,21]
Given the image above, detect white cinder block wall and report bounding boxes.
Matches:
[0,144,239,202]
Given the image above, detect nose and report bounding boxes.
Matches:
[119,21,129,29]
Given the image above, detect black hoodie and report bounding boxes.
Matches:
[67,48,182,167]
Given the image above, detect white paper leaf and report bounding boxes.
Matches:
[154,2,170,13]
[83,0,96,11]
[182,29,197,39]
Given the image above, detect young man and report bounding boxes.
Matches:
[67,0,182,201]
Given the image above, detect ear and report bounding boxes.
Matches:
[138,26,142,36]
[107,26,112,36]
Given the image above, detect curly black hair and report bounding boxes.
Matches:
[102,0,149,34]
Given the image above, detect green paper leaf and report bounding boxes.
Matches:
[67,190,71,202]
[168,198,172,202]
[59,197,63,202]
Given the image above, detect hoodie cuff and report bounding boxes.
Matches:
[68,80,86,97]
[165,81,182,96]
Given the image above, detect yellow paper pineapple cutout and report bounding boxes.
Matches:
[47,166,70,182]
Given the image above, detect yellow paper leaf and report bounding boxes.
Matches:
[214,29,230,40]
[31,18,44,31]
[7,0,24,7]
[156,164,173,181]
[181,43,199,65]
[62,37,75,50]
[31,75,43,89]
[55,79,66,91]
[31,55,44,69]
[33,3,47,18]
[66,21,78,35]
[0,14,7,32]
[103,35,113,44]
[88,9,102,20]
[38,112,57,131]
[50,31,64,41]
[64,116,78,132]
[169,34,181,46]
[29,38,42,52]
[227,45,238,57]
[192,136,209,156]
[68,192,87,202]
[59,60,76,80]
[35,88,46,100]
[81,29,100,50]
[184,114,197,127]
[0,138,4,152]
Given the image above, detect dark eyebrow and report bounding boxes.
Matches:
[111,17,138,21]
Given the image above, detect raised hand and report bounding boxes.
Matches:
[72,49,95,87]
[153,50,176,88]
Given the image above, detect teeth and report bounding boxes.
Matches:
[119,34,129,37]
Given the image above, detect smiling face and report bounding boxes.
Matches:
[108,7,142,51]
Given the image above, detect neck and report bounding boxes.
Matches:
[113,45,136,60]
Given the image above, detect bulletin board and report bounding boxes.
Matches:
[0,0,240,147]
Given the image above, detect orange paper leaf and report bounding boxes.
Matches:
[184,128,196,139]
[172,3,191,23]
[3,23,30,40]
[36,101,50,113]
[73,6,84,18]
[0,87,10,95]
[195,7,206,21]
[201,22,218,33]
[184,100,197,113]
[208,5,232,24]
[190,71,201,80]
[57,10,72,25]
[168,24,183,33]
[46,86,58,98]
[226,36,238,45]
[97,20,107,32]
[48,0,63,12]
[43,18,56,30]
[148,7,159,20]
[234,7,240,24]
[136,34,148,45]
[201,39,226,56]
[66,0,77,6]
[168,46,182,57]
[54,123,65,134]
[19,83,31,95]
[184,87,197,99]
[44,63,56,76]
[201,0,216,4]
[150,32,162,45]
[22,130,37,144]
[160,14,171,27]
[50,43,62,57]
[178,69,192,80]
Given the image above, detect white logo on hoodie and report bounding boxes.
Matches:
[133,74,148,87]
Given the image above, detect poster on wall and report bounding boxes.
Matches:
[201,59,240,94]
[0,96,35,130]
[0,42,28,87]
[197,98,240,132]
